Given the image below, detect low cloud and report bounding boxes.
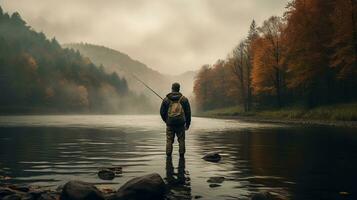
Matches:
[2,0,287,74]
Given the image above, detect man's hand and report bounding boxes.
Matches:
[185,124,190,130]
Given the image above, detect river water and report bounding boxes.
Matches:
[0,115,356,200]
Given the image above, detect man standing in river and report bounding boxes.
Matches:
[160,82,191,157]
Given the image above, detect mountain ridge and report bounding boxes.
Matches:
[63,43,196,100]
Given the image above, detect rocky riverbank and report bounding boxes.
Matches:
[0,173,165,200]
[0,173,277,200]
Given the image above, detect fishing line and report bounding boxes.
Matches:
[120,67,164,100]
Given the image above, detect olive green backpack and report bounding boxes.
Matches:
[167,96,185,125]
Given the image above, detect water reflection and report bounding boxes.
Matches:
[0,115,357,200]
[165,156,191,200]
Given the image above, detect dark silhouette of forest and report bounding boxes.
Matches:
[0,7,153,113]
[194,0,357,112]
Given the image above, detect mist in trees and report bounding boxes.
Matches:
[194,0,357,112]
[0,7,154,114]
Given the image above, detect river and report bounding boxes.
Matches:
[0,115,356,200]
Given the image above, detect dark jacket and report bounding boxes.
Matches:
[160,92,191,127]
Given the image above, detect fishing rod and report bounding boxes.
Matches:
[129,72,164,100]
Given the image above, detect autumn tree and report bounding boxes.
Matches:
[284,0,334,106]
[230,41,249,111]
[192,0,357,113]
[251,16,286,107]
[193,65,211,110]
[245,20,259,110]
[330,0,357,99]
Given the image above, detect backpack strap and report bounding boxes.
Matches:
[178,96,184,103]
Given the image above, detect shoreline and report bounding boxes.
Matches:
[196,114,357,128]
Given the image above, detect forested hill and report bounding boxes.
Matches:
[0,7,153,113]
[63,43,196,99]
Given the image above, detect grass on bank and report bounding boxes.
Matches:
[198,103,357,121]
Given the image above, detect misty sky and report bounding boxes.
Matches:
[2,0,288,75]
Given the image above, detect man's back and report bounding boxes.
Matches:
[160,91,191,128]
[160,83,191,157]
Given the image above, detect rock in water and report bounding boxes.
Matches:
[202,152,221,162]
[60,181,104,200]
[207,177,225,184]
[98,169,115,180]
[208,183,221,188]
[109,173,166,200]
[251,192,274,200]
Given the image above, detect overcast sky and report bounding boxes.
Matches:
[2,0,288,75]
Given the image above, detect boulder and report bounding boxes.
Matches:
[208,183,221,188]
[251,192,274,200]
[202,152,221,162]
[109,173,166,200]
[207,177,225,184]
[60,181,104,200]
[98,169,115,180]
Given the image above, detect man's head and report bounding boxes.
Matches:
[171,82,180,92]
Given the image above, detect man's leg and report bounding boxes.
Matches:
[166,126,175,156]
[176,126,186,156]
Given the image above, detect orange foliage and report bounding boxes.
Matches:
[284,0,332,88]
[194,0,357,111]
[330,0,357,80]
[251,37,276,94]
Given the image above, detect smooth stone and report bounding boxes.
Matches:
[209,183,221,188]
[110,173,166,200]
[202,152,221,162]
[60,181,105,200]
[207,177,225,184]
[251,192,274,200]
[98,169,115,180]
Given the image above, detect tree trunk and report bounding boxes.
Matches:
[246,65,252,111]
[275,68,282,108]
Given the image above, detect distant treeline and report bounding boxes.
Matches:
[194,0,357,112]
[0,7,153,113]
